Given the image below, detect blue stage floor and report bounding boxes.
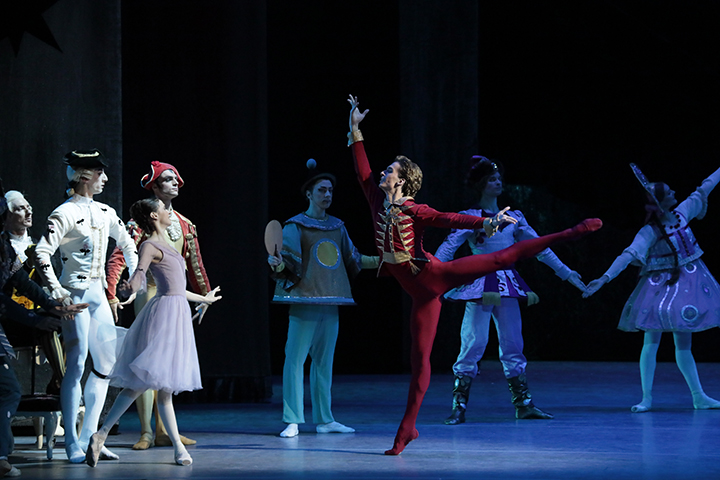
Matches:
[8,361,720,479]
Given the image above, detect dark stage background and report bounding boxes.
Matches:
[2,1,720,402]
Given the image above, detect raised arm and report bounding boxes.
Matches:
[583,225,654,298]
[698,166,720,197]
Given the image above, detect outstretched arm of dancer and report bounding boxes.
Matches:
[699,165,720,197]
[584,216,657,298]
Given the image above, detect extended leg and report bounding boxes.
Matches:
[441,219,602,291]
[632,331,661,412]
[86,388,142,467]
[673,332,720,409]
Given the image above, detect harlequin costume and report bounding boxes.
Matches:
[348,131,601,455]
[436,207,579,422]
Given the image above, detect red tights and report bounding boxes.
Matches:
[383,219,601,454]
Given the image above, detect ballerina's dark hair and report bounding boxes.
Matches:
[130,198,161,233]
[644,182,680,285]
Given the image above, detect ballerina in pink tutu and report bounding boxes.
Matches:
[86,197,221,467]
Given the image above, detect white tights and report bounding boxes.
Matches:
[97,389,186,455]
[635,331,719,411]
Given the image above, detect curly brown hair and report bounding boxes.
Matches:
[395,156,423,197]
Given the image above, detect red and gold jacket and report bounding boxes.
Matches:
[105,210,210,302]
[351,141,491,275]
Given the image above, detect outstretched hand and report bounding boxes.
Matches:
[583,277,608,298]
[51,302,89,322]
[192,286,222,324]
[566,272,587,293]
[491,207,518,228]
[348,95,369,129]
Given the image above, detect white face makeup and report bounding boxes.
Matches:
[154,169,180,201]
[307,179,333,212]
[87,169,108,195]
[6,197,33,231]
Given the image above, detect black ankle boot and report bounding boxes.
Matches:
[444,374,472,425]
[507,374,553,420]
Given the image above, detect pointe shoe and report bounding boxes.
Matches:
[175,450,193,466]
[86,433,105,468]
[631,403,651,413]
[384,428,419,455]
[155,433,197,446]
[66,442,86,464]
[571,218,603,236]
[280,423,299,438]
[693,393,720,410]
[132,432,155,450]
[0,459,21,477]
[316,421,355,433]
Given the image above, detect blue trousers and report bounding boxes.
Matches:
[282,305,339,425]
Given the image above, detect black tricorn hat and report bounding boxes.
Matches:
[300,158,336,195]
[63,149,109,169]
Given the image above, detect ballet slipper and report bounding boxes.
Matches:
[66,441,86,464]
[85,432,105,467]
[155,433,196,446]
[316,421,355,433]
[631,397,652,413]
[99,445,119,460]
[0,459,21,477]
[175,447,193,466]
[280,423,299,438]
[384,428,419,455]
[693,392,720,410]
[132,432,155,450]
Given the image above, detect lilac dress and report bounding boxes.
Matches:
[108,240,202,394]
[618,190,720,332]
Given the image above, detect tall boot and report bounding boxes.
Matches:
[507,374,553,419]
[444,374,472,425]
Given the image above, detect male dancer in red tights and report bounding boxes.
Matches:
[346,95,602,455]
